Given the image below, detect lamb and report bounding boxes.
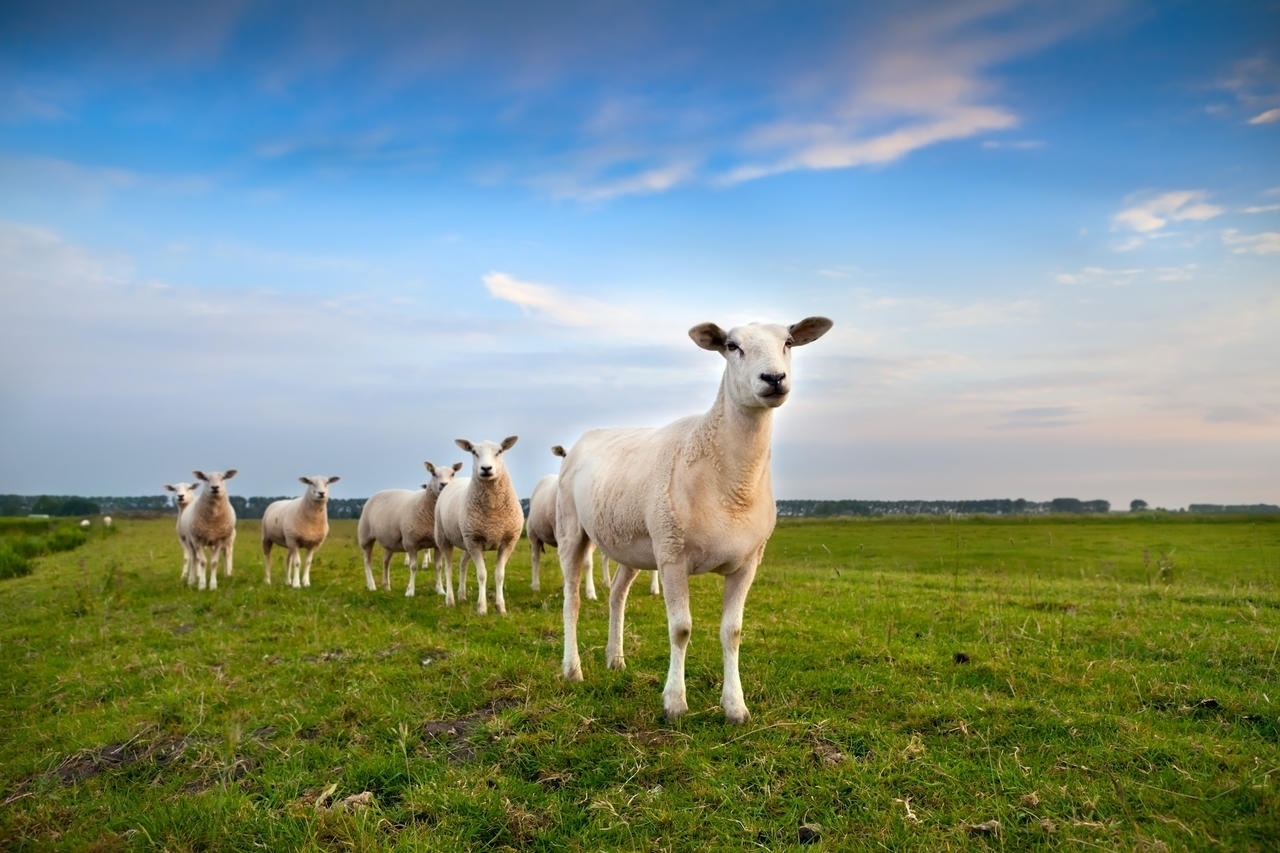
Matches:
[526,445,653,598]
[164,481,201,580]
[557,316,832,723]
[358,461,463,599]
[103,516,113,527]
[435,436,524,615]
[262,475,340,588]
[179,469,239,591]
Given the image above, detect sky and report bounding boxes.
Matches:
[1,0,1277,511]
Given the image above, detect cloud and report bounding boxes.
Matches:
[1221,229,1280,254]
[1249,107,1280,125]
[1112,191,1224,234]
[1055,265,1197,286]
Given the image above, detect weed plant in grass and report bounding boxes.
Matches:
[0,515,1277,851]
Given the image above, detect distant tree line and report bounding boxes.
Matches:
[3,494,1278,520]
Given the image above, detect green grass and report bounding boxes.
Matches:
[1,514,1277,851]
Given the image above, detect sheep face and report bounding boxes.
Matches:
[690,316,833,410]
[299,475,340,502]
[193,469,238,498]
[455,436,518,481]
[164,482,201,510]
[424,460,465,494]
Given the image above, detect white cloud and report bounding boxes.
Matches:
[1244,203,1280,213]
[1112,190,1224,234]
[1055,264,1196,286]
[1249,107,1280,124]
[1221,229,1280,254]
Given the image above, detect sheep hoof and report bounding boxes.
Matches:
[607,657,626,671]
[404,589,415,598]
[563,665,584,682]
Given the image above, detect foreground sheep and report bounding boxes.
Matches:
[358,461,463,599]
[557,316,833,723]
[180,469,239,591]
[262,475,340,588]
[164,481,200,579]
[435,436,524,615]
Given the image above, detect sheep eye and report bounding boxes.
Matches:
[784,337,794,349]
[725,341,741,354]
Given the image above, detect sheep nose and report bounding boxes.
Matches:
[760,372,786,387]
[480,466,493,477]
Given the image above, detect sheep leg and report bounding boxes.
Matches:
[300,547,314,588]
[660,563,693,720]
[650,569,661,595]
[380,549,394,593]
[469,545,489,615]
[224,529,235,576]
[606,564,641,670]
[559,535,591,682]
[435,545,455,604]
[530,539,542,593]
[457,552,470,602]
[288,546,302,588]
[405,549,418,597]
[585,548,598,601]
[438,545,456,607]
[602,556,613,588]
[432,548,446,595]
[361,544,377,591]
[190,545,204,589]
[719,561,758,724]
[493,541,517,615]
[262,541,274,585]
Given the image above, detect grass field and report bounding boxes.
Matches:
[1,514,1277,851]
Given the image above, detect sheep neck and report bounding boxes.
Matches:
[467,475,516,512]
[687,380,775,514]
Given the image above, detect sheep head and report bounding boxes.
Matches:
[164,482,200,510]
[424,460,465,494]
[455,436,518,481]
[689,316,833,409]
[193,469,237,498]
[300,475,340,502]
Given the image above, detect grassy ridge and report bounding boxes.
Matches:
[1,515,1277,851]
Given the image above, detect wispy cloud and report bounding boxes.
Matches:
[1221,229,1280,254]
[1055,264,1197,286]
[1112,190,1224,234]
[1249,107,1280,125]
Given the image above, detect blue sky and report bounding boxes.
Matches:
[1,0,1277,510]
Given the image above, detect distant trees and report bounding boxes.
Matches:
[1130,499,1149,512]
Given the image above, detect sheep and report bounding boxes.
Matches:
[164,481,201,580]
[557,316,833,723]
[527,445,649,598]
[103,516,113,527]
[358,461,463,599]
[179,469,239,591]
[262,475,340,588]
[79,519,90,528]
[435,436,524,615]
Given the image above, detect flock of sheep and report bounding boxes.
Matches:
[162,316,833,723]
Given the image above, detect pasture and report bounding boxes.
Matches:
[1,514,1277,851]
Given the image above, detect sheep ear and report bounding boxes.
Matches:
[451,462,464,472]
[193,470,207,482]
[689,322,728,353]
[455,439,474,453]
[789,316,833,346]
[299,476,312,486]
[328,476,340,484]
[164,484,176,493]
[424,461,436,474]
[551,444,566,457]
[501,435,519,451]
[225,469,238,479]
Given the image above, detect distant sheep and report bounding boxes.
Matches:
[527,445,638,598]
[164,481,201,579]
[557,316,832,723]
[358,461,463,599]
[435,436,524,615]
[262,475,340,588]
[79,519,90,528]
[179,469,238,591]
[102,516,113,527]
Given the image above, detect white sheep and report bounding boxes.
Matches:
[79,519,90,528]
[103,516,113,527]
[358,461,463,599]
[262,475,340,588]
[557,316,833,723]
[435,436,524,615]
[164,481,201,580]
[179,469,239,591]
[527,445,652,598]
